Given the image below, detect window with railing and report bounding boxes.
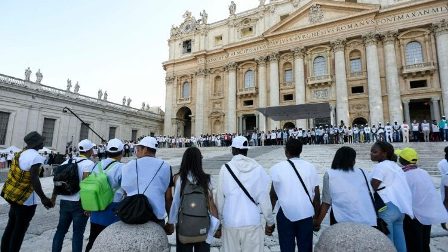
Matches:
[350,58,362,73]
[42,118,56,147]
[0,112,10,145]
[405,41,424,65]
[244,70,255,89]
[182,81,190,98]
[313,56,327,76]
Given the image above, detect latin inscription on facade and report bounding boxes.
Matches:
[312,89,329,99]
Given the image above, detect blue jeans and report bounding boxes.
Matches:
[379,202,406,252]
[52,200,89,252]
[277,208,313,252]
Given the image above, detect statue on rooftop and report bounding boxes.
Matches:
[25,67,32,81]
[200,10,208,24]
[141,102,146,110]
[98,89,103,99]
[67,79,72,91]
[126,97,132,106]
[122,96,126,105]
[35,69,43,84]
[103,91,108,100]
[74,82,80,93]
[229,1,236,16]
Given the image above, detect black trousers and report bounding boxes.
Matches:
[176,234,210,252]
[85,222,107,252]
[404,215,431,252]
[1,203,37,252]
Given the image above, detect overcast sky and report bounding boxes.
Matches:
[0,0,262,110]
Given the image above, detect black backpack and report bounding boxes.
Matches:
[53,159,86,195]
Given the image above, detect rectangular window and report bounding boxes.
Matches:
[283,94,294,101]
[109,127,116,140]
[243,100,254,106]
[80,123,90,140]
[284,69,293,83]
[241,27,254,37]
[132,130,138,142]
[351,86,364,94]
[42,118,56,147]
[214,35,223,46]
[182,40,192,54]
[410,80,427,89]
[0,112,10,145]
[350,58,362,73]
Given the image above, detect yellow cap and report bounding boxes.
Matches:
[394,149,402,156]
[399,147,419,164]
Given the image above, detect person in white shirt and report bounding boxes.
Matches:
[216,136,275,252]
[1,132,54,252]
[370,142,413,252]
[393,122,401,142]
[271,131,276,146]
[411,120,420,142]
[121,136,174,229]
[421,120,431,142]
[85,139,126,252]
[6,150,14,168]
[270,138,320,252]
[51,139,95,252]
[315,146,376,229]
[437,147,448,231]
[167,147,219,250]
[385,122,393,143]
[432,120,440,142]
[364,125,371,143]
[396,148,448,251]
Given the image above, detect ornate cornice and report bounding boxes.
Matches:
[269,52,279,62]
[331,39,346,52]
[382,31,398,45]
[225,62,237,71]
[256,56,268,65]
[363,32,379,46]
[292,47,305,59]
[165,75,175,84]
[432,19,448,37]
[195,68,209,77]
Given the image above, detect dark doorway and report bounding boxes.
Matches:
[314,117,331,127]
[283,122,295,129]
[409,99,431,122]
[176,107,192,137]
[352,117,368,126]
[243,115,257,134]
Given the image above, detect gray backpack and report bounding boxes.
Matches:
[177,179,210,244]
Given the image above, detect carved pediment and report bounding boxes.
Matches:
[264,0,379,36]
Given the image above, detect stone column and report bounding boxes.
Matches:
[433,20,448,116]
[293,48,307,129]
[403,99,410,124]
[195,68,207,136]
[226,62,237,133]
[164,76,175,136]
[432,97,441,122]
[330,104,336,126]
[256,56,268,132]
[364,32,384,125]
[382,31,403,124]
[269,53,280,130]
[332,39,350,126]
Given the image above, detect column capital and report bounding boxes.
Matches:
[256,56,268,65]
[431,96,440,102]
[195,68,209,77]
[331,39,346,52]
[363,32,379,46]
[269,52,279,62]
[165,75,175,85]
[432,19,448,37]
[381,31,398,45]
[292,47,305,59]
[402,98,410,104]
[225,62,237,71]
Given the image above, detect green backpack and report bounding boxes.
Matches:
[80,161,117,211]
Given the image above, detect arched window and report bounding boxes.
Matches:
[313,56,327,76]
[405,41,424,65]
[349,50,362,73]
[244,70,255,89]
[214,76,222,95]
[182,81,190,98]
[283,62,293,83]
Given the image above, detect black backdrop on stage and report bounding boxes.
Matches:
[256,103,331,121]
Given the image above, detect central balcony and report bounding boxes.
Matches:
[307,75,332,87]
[401,62,435,78]
[237,87,257,97]
[280,82,295,90]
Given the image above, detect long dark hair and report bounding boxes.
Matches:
[331,146,356,171]
[179,147,210,194]
[444,146,448,161]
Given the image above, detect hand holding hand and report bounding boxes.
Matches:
[41,197,54,209]
[265,224,275,236]
[164,223,174,235]
[214,229,222,239]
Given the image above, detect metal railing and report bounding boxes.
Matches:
[403,62,435,71]
[307,75,332,85]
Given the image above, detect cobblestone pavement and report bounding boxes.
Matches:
[1,143,447,251]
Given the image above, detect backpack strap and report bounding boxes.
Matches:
[359,168,378,218]
[104,160,118,171]
[287,159,313,207]
[135,160,165,195]
[225,163,258,205]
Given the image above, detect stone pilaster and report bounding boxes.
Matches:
[195,68,207,135]
[164,75,175,136]
[382,31,403,124]
[226,62,237,133]
[363,32,384,124]
[269,52,280,130]
[256,56,268,132]
[403,99,410,124]
[433,20,448,117]
[431,97,441,122]
[332,39,349,126]
[293,47,307,129]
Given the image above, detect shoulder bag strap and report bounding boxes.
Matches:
[142,161,165,194]
[225,163,258,205]
[104,160,118,171]
[359,168,378,217]
[287,159,313,206]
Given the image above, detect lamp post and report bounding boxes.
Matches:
[62,107,106,143]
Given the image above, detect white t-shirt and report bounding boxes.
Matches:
[91,158,124,202]
[412,123,420,131]
[19,149,46,206]
[438,159,448,176]
[371,160,413,217]
[441,174,448,202]
[121,157,172,220]
[421,123,430,131]
[270,158,319,222]
[7,153,14,161]
[58,156,95,202]
[404,168,448,225]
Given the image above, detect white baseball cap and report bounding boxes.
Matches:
[231,136,249,149]
[135,136,158,149]
[107,138,124,153]
[78,139,94,152]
